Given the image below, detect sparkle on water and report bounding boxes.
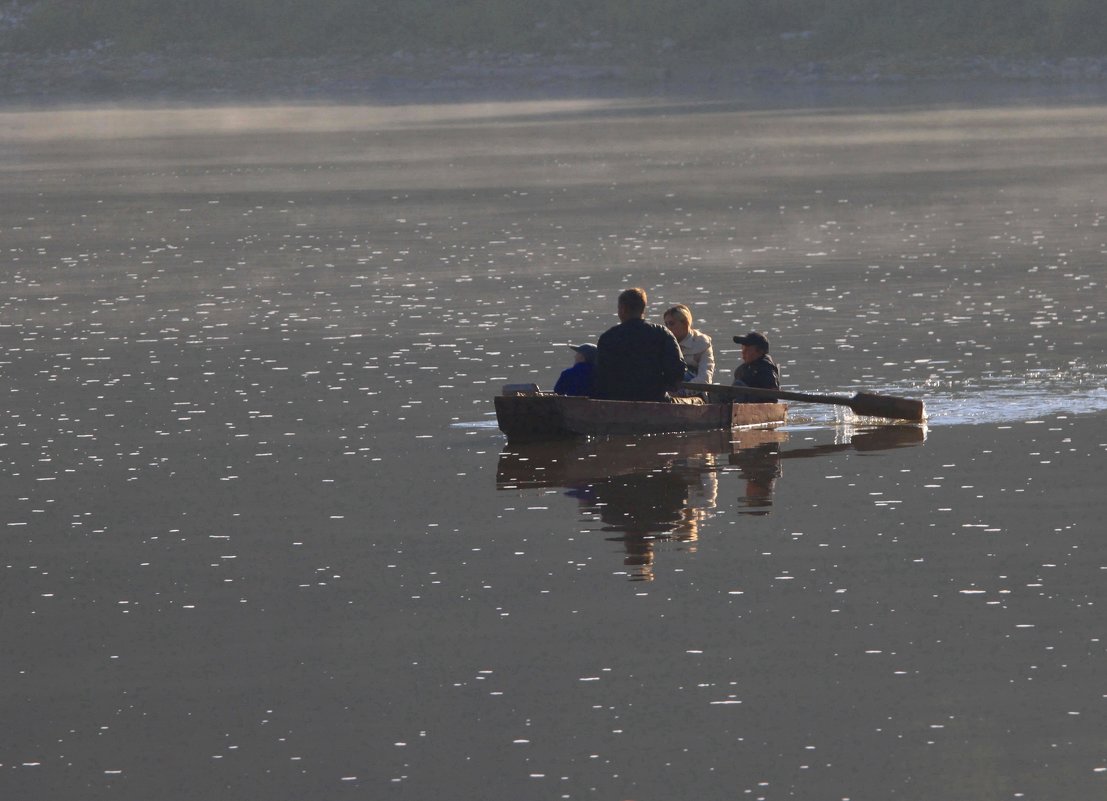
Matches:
[2,97,1105,800]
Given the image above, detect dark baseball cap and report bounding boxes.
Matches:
[733,331,769,351]
[570,343,598,363]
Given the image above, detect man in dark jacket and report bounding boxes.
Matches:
[593,287,686,402]
[732,331,780,403]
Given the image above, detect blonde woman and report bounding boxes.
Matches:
[663,304,715,392]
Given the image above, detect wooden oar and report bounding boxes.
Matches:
[683,382,926,422]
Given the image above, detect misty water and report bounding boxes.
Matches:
[2,97,1106,800]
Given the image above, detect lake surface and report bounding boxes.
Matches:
[2,96,1106,800]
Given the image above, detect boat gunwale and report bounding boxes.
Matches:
[494,392,787,440]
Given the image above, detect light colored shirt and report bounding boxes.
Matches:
[678,329,715,385]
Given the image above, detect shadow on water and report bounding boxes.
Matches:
[497,425,926,581]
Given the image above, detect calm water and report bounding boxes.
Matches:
[2,98,1106,800]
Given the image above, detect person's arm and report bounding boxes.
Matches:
[660,328,686,388]
[748,359,780,390]
[694,335,715,384]
[591,333,610,398]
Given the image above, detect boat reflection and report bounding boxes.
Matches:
[497,425,927,581]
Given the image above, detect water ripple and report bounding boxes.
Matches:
[922,373,1107,425]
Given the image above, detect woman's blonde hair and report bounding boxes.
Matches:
[664,303,692,326]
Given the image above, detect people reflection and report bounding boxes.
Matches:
[728,442,783,514]
[568,457,718,582]
[496,426,925,581]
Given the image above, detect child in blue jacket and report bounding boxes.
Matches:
[554,344,596,396]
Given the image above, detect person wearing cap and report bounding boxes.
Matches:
[731,331,780,402]
[554,343,597,396]
[663,303,715,394]
[593,287,686,402]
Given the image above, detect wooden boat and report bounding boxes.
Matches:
[494,385,786,440]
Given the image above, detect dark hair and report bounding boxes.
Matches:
[618,287,647,315]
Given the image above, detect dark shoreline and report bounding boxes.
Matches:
[5,47,1107,107]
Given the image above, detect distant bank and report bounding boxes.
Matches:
[4,47,1107,106]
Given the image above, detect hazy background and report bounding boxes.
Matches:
[2,97,1106,800]
[5,0,1107,58]
[3,0,1107,103]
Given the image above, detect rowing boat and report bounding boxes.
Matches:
[494,385,786,440]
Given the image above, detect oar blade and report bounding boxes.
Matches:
[849,393,926,422]
[682,381,926,422]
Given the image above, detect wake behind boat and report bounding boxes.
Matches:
[494,384,786,440]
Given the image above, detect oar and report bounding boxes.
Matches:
[683,382,926,422]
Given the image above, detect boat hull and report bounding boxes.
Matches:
[494,393,786,440]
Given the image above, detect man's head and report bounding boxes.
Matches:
[733,331,769,363]
[617,287,648,321]
[663,304,692,341]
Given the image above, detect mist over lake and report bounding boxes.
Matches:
[2,95,1105,800]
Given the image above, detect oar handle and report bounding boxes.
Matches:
[682,382,847,405]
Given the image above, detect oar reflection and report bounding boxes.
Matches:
[496,426,926,581]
